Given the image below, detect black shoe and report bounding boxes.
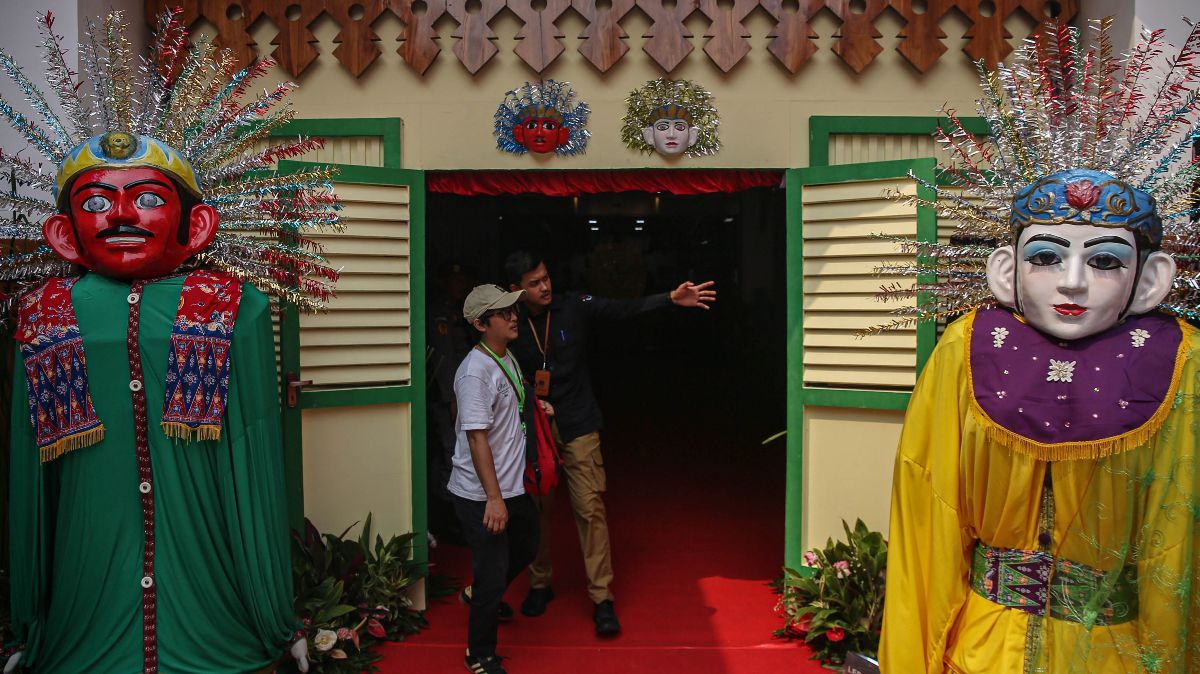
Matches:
[520,586,555,617]
[593,599,621,636]
[460,586,515,622]
[465,650,508,674]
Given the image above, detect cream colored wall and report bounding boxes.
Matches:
[301,403,413,538]
[228,9,1025,170]
[802,406,903,551]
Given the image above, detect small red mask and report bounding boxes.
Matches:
[512,117,570,154]
[43,167,218,279]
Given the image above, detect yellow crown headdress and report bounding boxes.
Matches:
[0,9,343,310]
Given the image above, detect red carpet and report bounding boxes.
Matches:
[379,356,827,673]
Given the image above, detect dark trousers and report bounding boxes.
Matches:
[452,493,540,658]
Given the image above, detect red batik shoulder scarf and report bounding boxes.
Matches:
[16,271,244,462]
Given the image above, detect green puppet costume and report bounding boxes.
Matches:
[0,8,343,674]
[9,276,294,673]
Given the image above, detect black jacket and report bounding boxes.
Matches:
[510,291,671,444]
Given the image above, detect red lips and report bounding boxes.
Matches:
[1054,304,1087,316]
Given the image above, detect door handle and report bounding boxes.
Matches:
[285,373,313,408]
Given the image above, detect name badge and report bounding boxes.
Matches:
[534,369,551,397]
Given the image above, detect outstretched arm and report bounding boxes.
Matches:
[579,280,718,321]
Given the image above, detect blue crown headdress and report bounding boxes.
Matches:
[869,19,1200,331]
[494,80,590,156]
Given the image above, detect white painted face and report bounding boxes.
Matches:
[1013,223,1140,340]
[642,119,699,156]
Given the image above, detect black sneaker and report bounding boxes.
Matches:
[465,650,508,674]
[460,586,515,622]
[593,599,621,636]
[520,586,555,617]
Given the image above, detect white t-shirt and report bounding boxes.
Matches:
[447,348,527,501]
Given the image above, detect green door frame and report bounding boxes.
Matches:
[784,157,938,570]
[808,115,989,168]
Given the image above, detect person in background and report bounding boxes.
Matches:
[504,250,715,635]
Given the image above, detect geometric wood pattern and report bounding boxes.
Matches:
[697,0,758,72]
[760,0,820,74]
[509,0,573,73]
[147,0,1078,78]
[573,0,637,72]
[392,0,449,74]
[825,0,888,73]
[445,0,507,73]
[638,0,699,73]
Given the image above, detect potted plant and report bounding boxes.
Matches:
[776,519,887,668]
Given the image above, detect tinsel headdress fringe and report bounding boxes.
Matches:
[0,8,342,312]
[870,18,1200,331]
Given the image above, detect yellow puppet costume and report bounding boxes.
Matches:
[880,311,1200,673]
[869,18,1200,674]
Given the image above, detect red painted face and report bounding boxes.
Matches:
[512,117,570,154]
[43,167,218,279]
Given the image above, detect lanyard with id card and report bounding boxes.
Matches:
[528,312,552,397]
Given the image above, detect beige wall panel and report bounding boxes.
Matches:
[829,133,938,165]
[804,348,915,367]
[247,9,988,170]
[803,276,904,294]
[306,363,412,385]
[802,407,903,551]
[804,180,917,203]
[253,136,386,167]
[804,330,914,349]
[803,312,907,330]
[302,403,413,538]
[803,365,913,388]
[300,180,413,386]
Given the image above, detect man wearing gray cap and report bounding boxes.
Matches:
[451,284,545,674]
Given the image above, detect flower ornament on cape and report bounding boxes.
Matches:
[621,79,720,158]
[1046,359,1076,383]
[494,80,589,156]
[0,9,343,312]
[865,19,1200,333]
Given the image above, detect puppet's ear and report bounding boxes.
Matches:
[986,245,1017,308]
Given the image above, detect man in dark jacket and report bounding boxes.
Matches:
[504,250,715,635]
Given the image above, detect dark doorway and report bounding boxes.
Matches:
[419,184,793,667]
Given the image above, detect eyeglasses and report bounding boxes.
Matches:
[481,306,519,320]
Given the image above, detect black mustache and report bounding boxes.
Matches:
[97,224,155,239]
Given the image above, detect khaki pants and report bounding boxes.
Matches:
[528,430,614,603]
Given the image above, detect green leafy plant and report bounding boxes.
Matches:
[776,519,887,666]
[285,515,427,674]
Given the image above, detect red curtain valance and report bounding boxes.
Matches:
[426,169,784,197]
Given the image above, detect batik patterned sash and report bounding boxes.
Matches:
[16,277,105,462]
[162,271,243,441]
[970,543,1138,626]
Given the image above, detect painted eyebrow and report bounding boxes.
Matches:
[72,181,117,196]
[1083,236,1133,248]
[1025,233,1071,247]
[123,178,174,191]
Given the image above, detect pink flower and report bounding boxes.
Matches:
[833,560,851,579]
[336,628,354,640]
[1065,180,1101,211]
[803,551,820,567]
[826,627,845,642]
[796,614,812,633]
[367,618,387,639]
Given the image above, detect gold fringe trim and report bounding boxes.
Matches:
[39,426,105,463]
[161,422,223,442]
[965,314,1189,462]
